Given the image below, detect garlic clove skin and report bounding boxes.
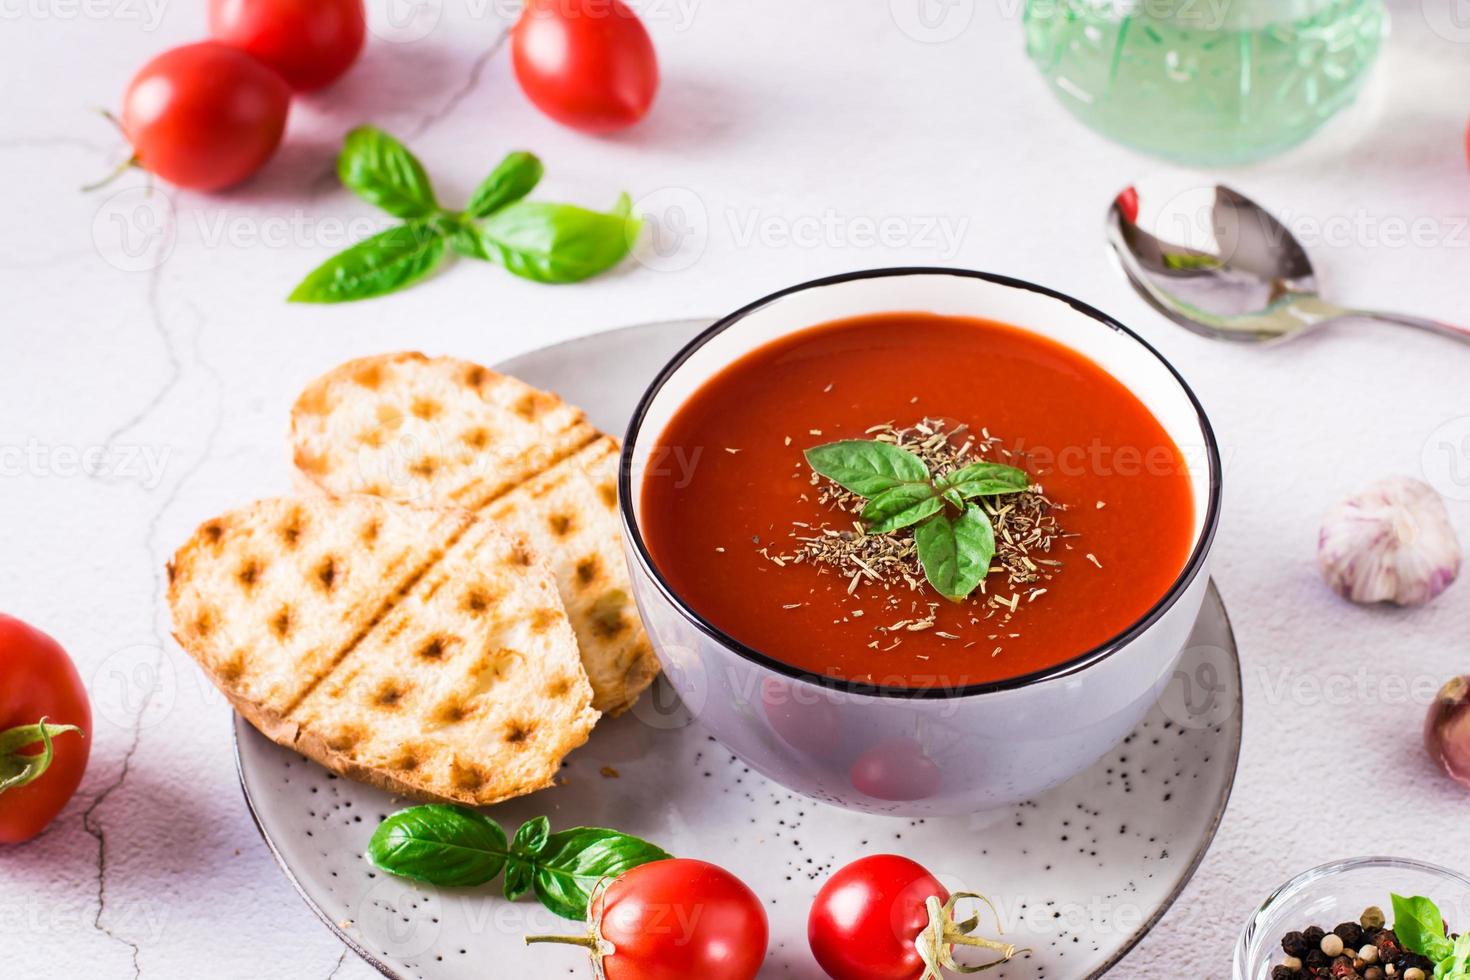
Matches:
[1318,476,1461,607]
[1426,676,1470,789]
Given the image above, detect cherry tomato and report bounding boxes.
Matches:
[849,738,942,802]
[1,614,91,845]
[511,0,659,133]
[209,0,366,92]
[528,859,768,980]
[808,856,1017,980]
[121,42,292,191]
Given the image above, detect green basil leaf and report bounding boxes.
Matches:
[338,126,439,219]
[448,218,486,261]
[465,151,544,218]
[512,816,551,859]
[468,194,641,284]
[504,859,534,901]
[943,488,966,511]
[804,440,931,497]
[531,828,671,921]
[367,804,508,888]
[289,222,449,304]
[1391,894,1453,961]
[861,484,944,535]
[915,505,996,601]
[942,461,1031,498]
[1442,935,1470,978]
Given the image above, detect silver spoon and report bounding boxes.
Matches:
[1105,180,1469,345]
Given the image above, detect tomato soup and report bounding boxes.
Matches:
[640,313,1196,689]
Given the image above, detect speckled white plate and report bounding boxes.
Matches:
[234,318,1243,980]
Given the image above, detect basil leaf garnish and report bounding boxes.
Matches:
[804,440,931,497]
[861,484,944,535]
[338,126,439,219]
[468,194,642,284]
[294,131,637,302]
[503,859,534,901]
[367,804,508,888]
[289,222,449,304]
[465,151,544,219]
[915,505,996,601]
[368,806,669,920]
[943,461,1030,498]
[512,816,551,858]
[1439,934,1470,979]
[1392,894,1454,962]
[531,828,672,921]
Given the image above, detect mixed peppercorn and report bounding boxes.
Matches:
[1274,907,1442,980]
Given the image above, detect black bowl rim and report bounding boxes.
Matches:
[618,266,1223,701]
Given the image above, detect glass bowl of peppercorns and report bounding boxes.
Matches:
[1234,857,1470,980]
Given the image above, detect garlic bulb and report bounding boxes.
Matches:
[1318,476,1461,606]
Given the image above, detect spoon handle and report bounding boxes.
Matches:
[1346,309,1470,344]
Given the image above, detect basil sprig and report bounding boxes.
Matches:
[367,804,670,921]
[290,127,641,303]
[804,439,1031,601]
[1391,894,1470,979]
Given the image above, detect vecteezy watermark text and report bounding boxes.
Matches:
[0,0,167,29]
[0,439,171,489]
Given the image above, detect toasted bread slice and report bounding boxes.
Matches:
[290,354,659,716]
[168,496,598,805]
[167,496,472,709]
[290,352,598,510]
[483,437,658,716]
[292,519,597,804]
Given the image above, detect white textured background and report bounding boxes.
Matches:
[3,1,1470,977]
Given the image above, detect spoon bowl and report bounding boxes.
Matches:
[1106,180,1467,345]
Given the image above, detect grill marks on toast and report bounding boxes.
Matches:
[168,497,472,710]
[291,519,596,804]
[169,497,596,805]
[290,353,660,717]
[279,520,472,716]
[484,437,659,716]
[290,352,599,510]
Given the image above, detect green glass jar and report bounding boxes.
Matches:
[1023,0,1388,165]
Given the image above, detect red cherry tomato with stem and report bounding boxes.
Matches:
[527,858,768,980]
[511,0,659,133]
[209,0,366,92]
[119,41,291,191]
[1,614,91,845]
[808,855,1018,980]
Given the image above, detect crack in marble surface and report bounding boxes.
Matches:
[309,26,513,196]
[0,135,109,153]
[83,302,225,978]
[406,29,513,141]
[94,204,182,460]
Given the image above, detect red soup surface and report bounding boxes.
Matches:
[640,313,1197,688]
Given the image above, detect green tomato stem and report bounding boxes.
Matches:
[81,155,140,193]
[0,718,82,795]
[525,877,617,980]
[915,892,1022,979]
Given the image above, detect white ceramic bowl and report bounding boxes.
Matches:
[619,268,1223,816]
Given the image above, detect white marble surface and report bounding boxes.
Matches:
[4,2,1470,978]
